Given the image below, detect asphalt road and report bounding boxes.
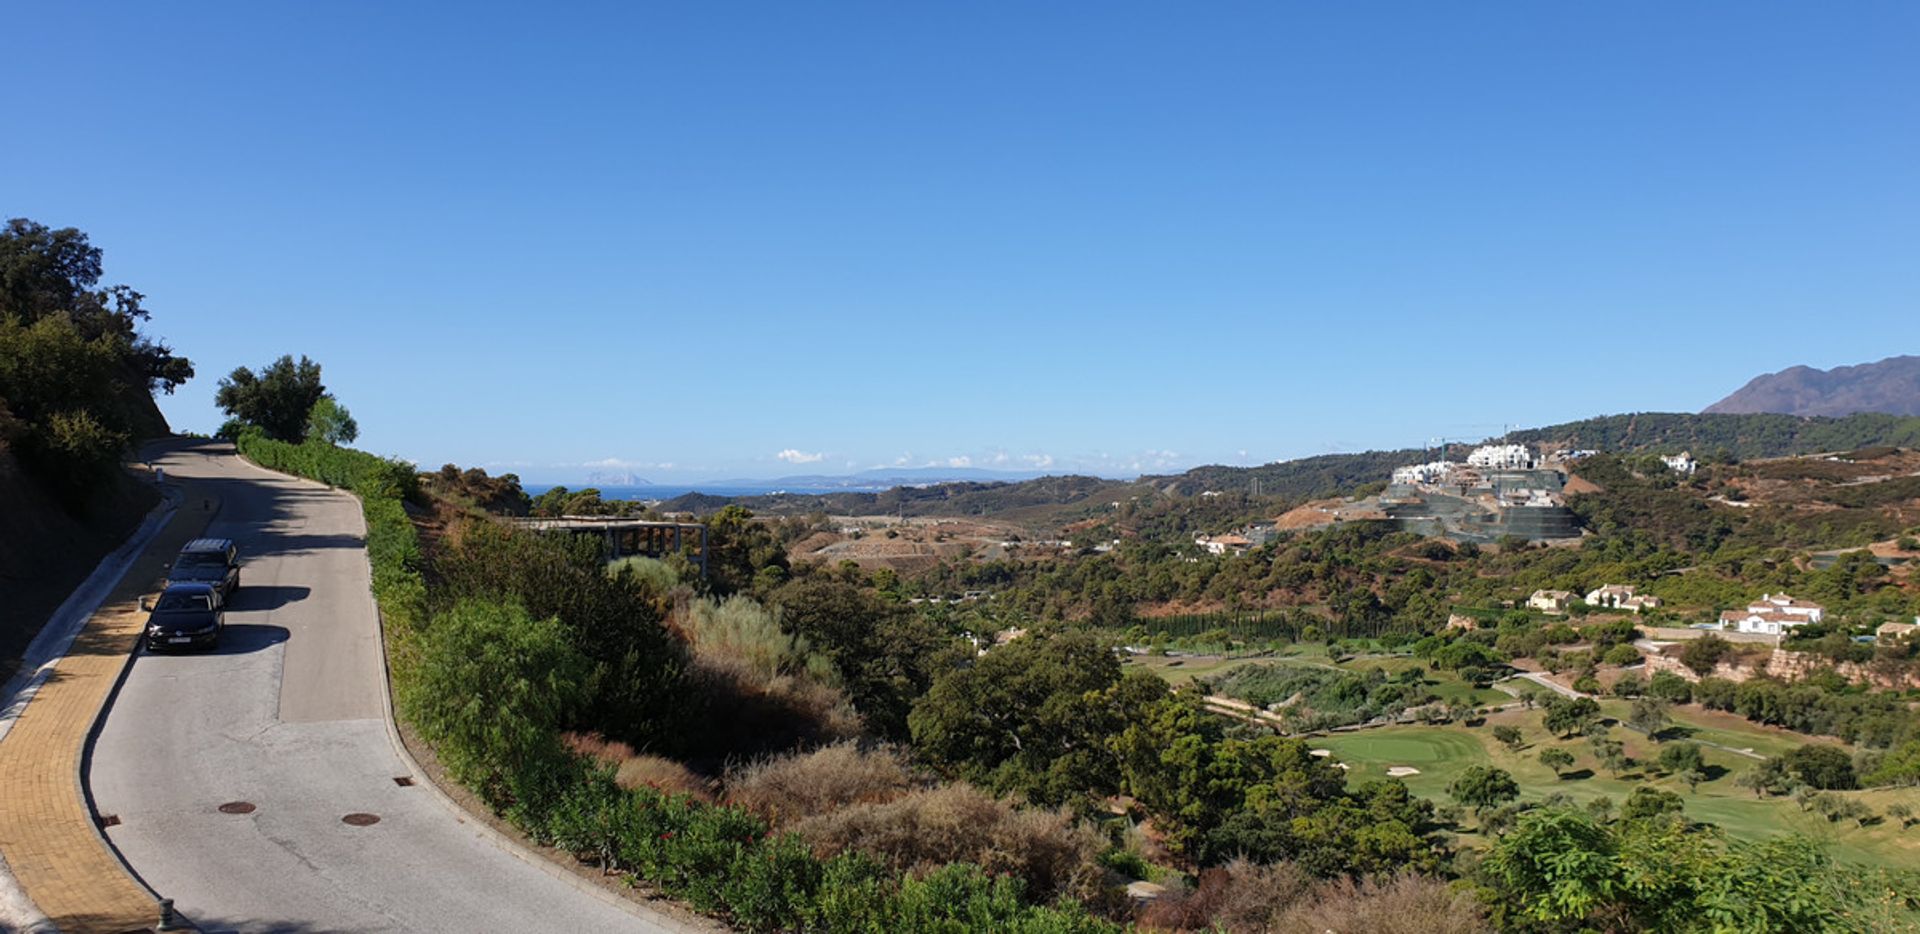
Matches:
[90,441,678,933]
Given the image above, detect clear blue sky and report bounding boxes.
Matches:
[6,3,1916,482]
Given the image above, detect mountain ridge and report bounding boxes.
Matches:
[1704,355,1920,417]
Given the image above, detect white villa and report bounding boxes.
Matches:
[1194,533,1253,556]
[1528,589,1575,613]
[1391,461,1456,486]
[1584,584,1663,613]
[1720,593,1825,636]
[1662,452,1698,475]
[1468,444,1535,471]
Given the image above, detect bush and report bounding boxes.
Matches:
[683,594,832,684]
[726,741,914,824]
[433,519,686,747]
[790,782,1108,906]
[1603,644,1642,667]
[1141,860,1486,934]
[400,600,594,810]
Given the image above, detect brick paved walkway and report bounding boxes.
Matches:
[0,482,217,933]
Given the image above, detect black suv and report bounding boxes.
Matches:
[146,582,226,650]
[168,538,240,600]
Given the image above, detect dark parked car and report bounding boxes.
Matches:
[168,538,240,600]
[145,583,226,650]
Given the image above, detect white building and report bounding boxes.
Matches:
[1584,584,1663,613]
[1468,444,1535,471]
[1662,452,1698,475]
[1391,461,1456,486]
[1719,593,1824,636]
[1194,533,1253,556]
[1528,589,1575,613]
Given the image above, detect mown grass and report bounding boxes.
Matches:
[1314,704,1920,869]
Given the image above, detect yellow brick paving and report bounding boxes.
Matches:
[0,483,217,933]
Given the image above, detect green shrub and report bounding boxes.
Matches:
[399,600,594,809]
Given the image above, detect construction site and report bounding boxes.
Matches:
[1281,444,1582,543]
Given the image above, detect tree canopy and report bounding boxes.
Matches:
[215,354,329,443]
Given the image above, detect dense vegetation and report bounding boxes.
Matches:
[0,218,192,499]
[228,385,1920,931]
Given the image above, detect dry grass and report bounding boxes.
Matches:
[790,782,1108,905]
[563,733,715,801]
[1140,860,1487,934]
[725,741,914,824]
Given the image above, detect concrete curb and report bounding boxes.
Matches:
[234,452,713,933]
[0,482,179,934]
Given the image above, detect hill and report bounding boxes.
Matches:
[1705,355,1920,417]
[657,412,1920,524]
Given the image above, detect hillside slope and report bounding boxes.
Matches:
[1705,355,1920,417]
[0,448,157,682]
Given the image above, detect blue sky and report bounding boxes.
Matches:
[6,3,1916,482]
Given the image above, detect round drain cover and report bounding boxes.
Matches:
[341,812,381,826]
[218,801,256,814]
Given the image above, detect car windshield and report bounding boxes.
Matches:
[156,592,213,612]
[177,552,228,568]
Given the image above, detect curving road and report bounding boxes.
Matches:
[90,440,679,933]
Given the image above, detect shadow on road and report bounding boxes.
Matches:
[143,624,289,656]
[184,916,336,934]
[228,585,310,611]
[242,532,366,560]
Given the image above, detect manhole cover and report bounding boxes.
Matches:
[342,812,381,826]
[217,801,256,815]
[392,776,414,787]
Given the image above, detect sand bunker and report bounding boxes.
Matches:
[1386,766,1421,777]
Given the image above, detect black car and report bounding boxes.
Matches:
[145,583,226,650]
[168,537,240,600]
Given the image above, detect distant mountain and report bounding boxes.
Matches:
[1705,356,1920,417]
[585,469,652,486]
[697,467,1063,491]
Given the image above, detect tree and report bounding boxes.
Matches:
[1736,757,1792,798]
[1610,673,1645,697]
[1589,735,1628,777]
[215,354,327,442]
[1887,803,1913,828]
[305,395,358,445]
[1645,671,1694,703]
[1543,696,1601,738]
[0,220,193,494]
[1785,744,1856,790]
[1493,725,1524,751]
[1540,747,1576,778]
[1680,636,1733,676]
[1656,742,1704,778]
[910,628,1159,806]
[778,576,955,740]
[1863,739,1920,787]
[1621,786,1683,820]
[1628,695,1672,740]
[1449,765,1520,816]
[1603,644,1642,667]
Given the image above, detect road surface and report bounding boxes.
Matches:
[90,440,679,933]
